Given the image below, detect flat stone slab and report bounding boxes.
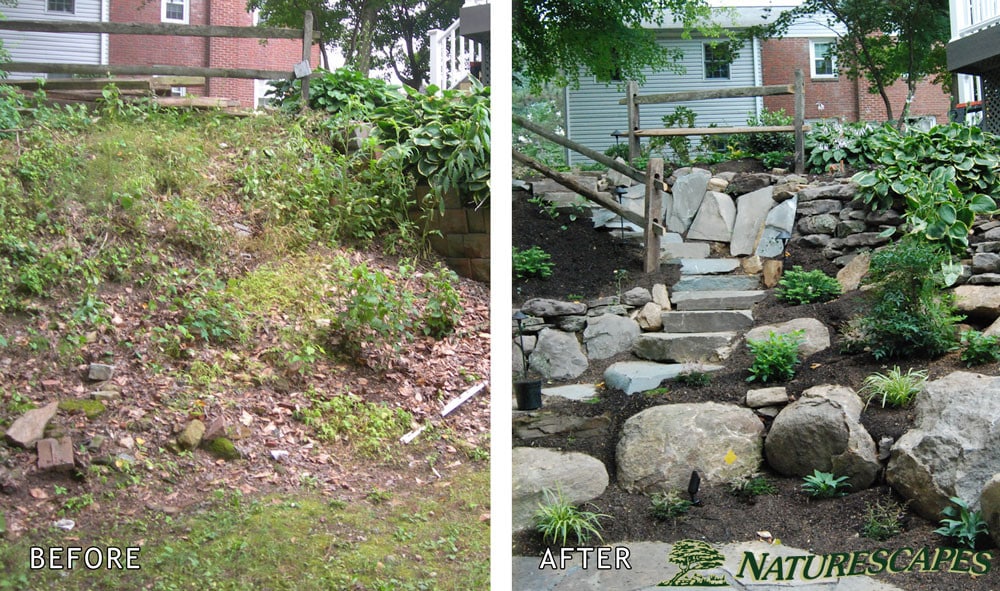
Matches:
[513,541,906,591]
[541,384,599,402]
[677,258,741,275]
[514,412,612,441]
[633,332,737,363]
[660,242,710,260]
[4,401,59,449]
[671,290,767,310]
[604,361,724,395]
[672,274,761,292]
[37,437,74,472]
[660,310,753,333]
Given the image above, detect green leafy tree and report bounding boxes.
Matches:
[746,0,950,124]
[513,0,733,89]
[247,0,460,87]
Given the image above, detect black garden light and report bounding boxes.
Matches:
[513,309,530,376]
[513,310,542,410]
[688,470,702,506]
[613,185,628,237]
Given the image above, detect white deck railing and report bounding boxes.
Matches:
[428,17,483,90]
[951,0,1000,40]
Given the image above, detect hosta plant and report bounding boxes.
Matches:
[802,470,851,498]
[934,496,989,549]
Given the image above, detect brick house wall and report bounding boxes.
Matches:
[760,38,952,124]
[109,0,320,108]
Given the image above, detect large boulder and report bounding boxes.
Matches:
[512,447,609,532]
[730,186,777,256]
[528,328,588,380]
[765,385,880,490]
[954,285,1000,322]
[616,402,764,494]
[687,191,736,242]
[521,298,587,318]
[887,372,1000,519]
[583,314,641,360]
[667,168,712,233]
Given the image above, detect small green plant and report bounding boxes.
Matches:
[729,475,777,498]
[859,366,927,408]
[733,108,795,155]
[960,330,1000,367]
[534,488,607,546]
[513,246,554,279]
[675,371,712,387]
[746,330,803,382]
[861,498,905,541]
[366,488,393,504]
[650,490,693,520]
[934,496,988,549]
[613,268,629,301]
[776,266,842,305]
[528,194,560,220]
[294,387,413,456]
[802,470,851,498]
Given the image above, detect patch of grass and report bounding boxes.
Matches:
[861,498,905,541]
[534,488,607,546]
[859,366,927,408]
[0,466,489,590]
[295,387,413,457]
[729,475,778,498]
[650,490,693,520]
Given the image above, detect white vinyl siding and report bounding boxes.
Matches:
[565,35,757,166]
[0,0,104,77]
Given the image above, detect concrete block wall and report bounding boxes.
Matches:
[415,186,490,283]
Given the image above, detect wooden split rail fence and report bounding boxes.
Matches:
[621,68,810,174]
[0,11,318,107]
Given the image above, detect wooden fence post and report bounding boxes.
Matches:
[301,10,313,111]
[644,158,664,274]
[794,68,805,174]
[626,80,641,164]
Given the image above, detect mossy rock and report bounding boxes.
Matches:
[58,399,107,419]
[203,437,241,461]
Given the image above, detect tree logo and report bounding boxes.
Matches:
[659,539,728,587]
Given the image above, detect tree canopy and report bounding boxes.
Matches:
[513,0,732,89]
[246,0,461,88]
[747,0,950,123]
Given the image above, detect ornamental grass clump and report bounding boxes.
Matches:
[534,489,608,546]
[859,366,927,408]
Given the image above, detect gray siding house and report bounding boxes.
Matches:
[0,0,108,78]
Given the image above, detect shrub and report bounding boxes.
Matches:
[934,496,989,549]
[729,475,777,498]
[856,237,962,360]
[0,84,24,135]
[534,489,607,546]
[861,499,905,541]
[859,366,927,408]
[418,264,462,339]
[746,330,803,383]
[733,108,795,155]
[513,246,554,279]
[801,470,850,498]
[960,330,1000,367]
[650,491,692,520]
[675,371,712,387]
[267,67,404,115]
[332,262,416,362]
[776,266,842,305]
[650,106,697,165]
[805,120,879,173]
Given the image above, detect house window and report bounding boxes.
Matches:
[162,0,189,24]
[703,43,732,80]
[811,40,837,78]
[46,0,75,14]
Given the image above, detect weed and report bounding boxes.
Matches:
[534,488,608,546]
[729,475,777,498]
[934,496,988,549]
[649,491,693,520]
[675,371,712,387]
[960,330,1000,367]
[776,266,842,305]
[61,493,95,515]
[294,387,412,456]
[528,194,560,219]
[613,268,630,301]
[801,470,851,498]
[746,330,803,383]
[860,366,927,408]
[366,488,392,504]
[513,246,554,279]
[418,263,462,339]
[861,498,905,541]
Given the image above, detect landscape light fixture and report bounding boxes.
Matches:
[688,471,702,506]
[613,185,629,238]
[513,310,530,375]
[611,130,622,147]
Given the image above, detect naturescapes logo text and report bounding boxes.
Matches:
[660,539,991,587]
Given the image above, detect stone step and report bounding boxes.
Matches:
[678,258,741,275]
[661,241,710,260]
[603,361,725,395]
[671,290,768,311]
[660,309,754,333]
[673,274,761,292]
[633,332,738,363]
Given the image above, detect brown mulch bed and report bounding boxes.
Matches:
[511,162,1000,591]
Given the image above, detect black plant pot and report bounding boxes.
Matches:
[514,379,543,410]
